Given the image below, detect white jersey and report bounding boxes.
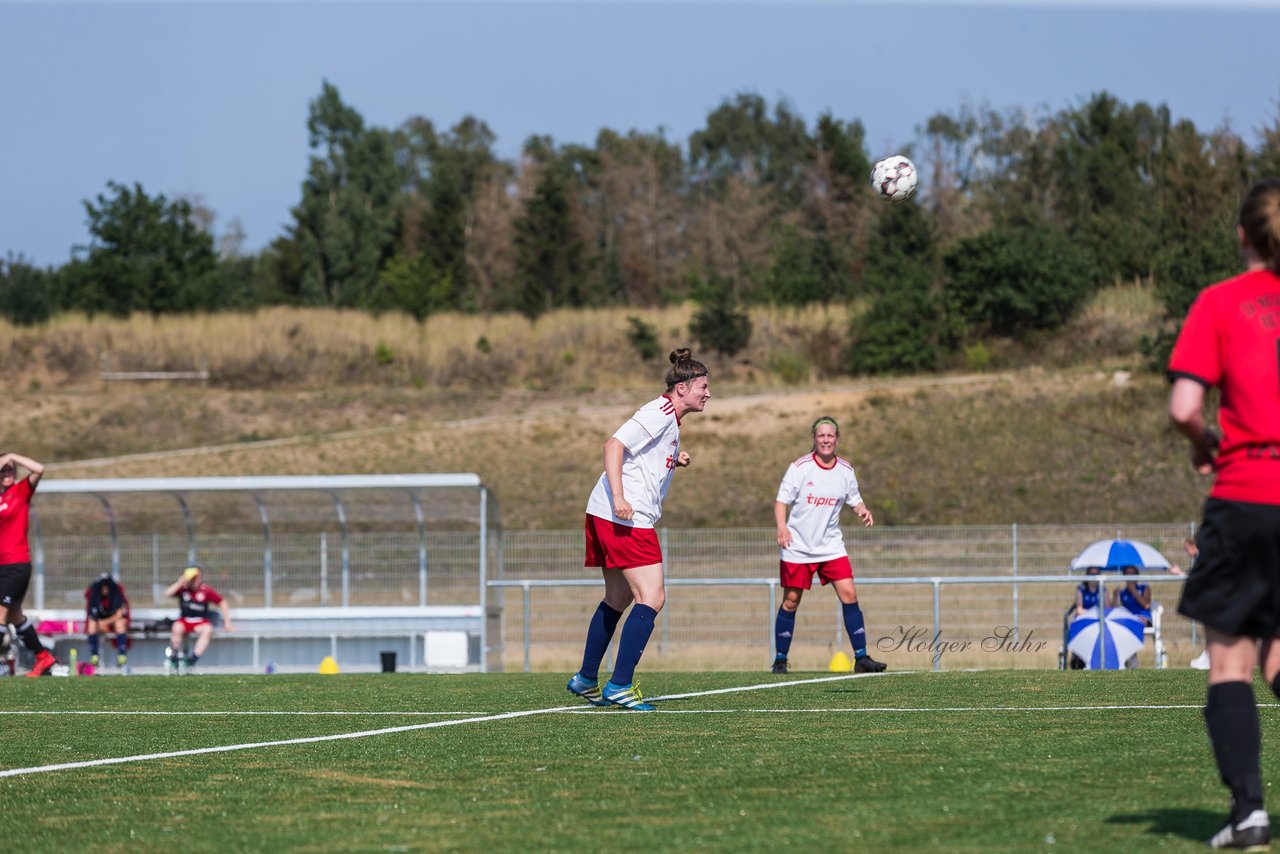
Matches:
[585,395,681,529]
[776,453,864,563]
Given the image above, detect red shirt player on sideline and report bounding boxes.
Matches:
[1167,177,1280,851]
[0,452,56,676]
[162,565,234,674]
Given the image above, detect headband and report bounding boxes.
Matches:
[674,369,708,384]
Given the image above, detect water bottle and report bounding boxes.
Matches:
[69,648,77,675]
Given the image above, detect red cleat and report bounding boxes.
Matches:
[26,650,56,677]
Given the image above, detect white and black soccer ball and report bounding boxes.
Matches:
[871,155,918,203]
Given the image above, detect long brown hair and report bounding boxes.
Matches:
[1239,178,1280,273]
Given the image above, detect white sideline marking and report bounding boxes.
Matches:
[0,705,586,778]
[651,670,908,702]
[4,710,486,716]
[0,673,884,778]
[643,704,1232,713]
[0,672,1240,778]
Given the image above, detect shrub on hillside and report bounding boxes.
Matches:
[846,272,951,375]
[0,255,57,326]
[943,224,1099,337]
[625,316,661,361]
[1141,230,1237,368]
[689,278,752,358]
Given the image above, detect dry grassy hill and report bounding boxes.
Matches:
[1,286,1209,529]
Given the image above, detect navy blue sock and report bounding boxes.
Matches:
[609,604,658,687]
[14,619,43,653]
[842,601,868,658]
[1205,681,1264,820]
[775,607,797,659]
[89,633,101,656]
[116,634,128,654]
[578,601,623,682]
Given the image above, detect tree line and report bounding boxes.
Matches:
[3,82,1278,373]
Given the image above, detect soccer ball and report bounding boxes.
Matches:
[871,155,918,203]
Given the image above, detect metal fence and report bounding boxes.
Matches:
[39,531,488,610]
[32,520,1201,672]
[492,522,1201,672]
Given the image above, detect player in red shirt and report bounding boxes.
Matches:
[163,565,235,674]
[1168,177,1280,851]
[0,452,55,677]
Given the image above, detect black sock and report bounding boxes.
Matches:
[14,620,43,653]
[1205,681,1265,820]
[1270,672,1280,702]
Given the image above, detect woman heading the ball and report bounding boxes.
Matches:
[566,348,711,711]
[770,417,885,675]
[1168,177,1280,851]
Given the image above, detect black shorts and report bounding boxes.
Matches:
[1179,498,1280,637]
[0,562,33,611]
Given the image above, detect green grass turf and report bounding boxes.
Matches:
[0,669,1268,852]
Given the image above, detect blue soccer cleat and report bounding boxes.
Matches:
[566,672,605,706]
[602,681,656,711]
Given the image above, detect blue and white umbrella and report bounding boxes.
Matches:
[1067,606,1147,669]
[1070,539,1171,572]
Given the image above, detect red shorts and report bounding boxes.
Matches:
[780,556,854,589]
[176,617,212,633]
[584,514,663,570]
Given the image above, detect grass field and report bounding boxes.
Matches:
[2,669,1268,852]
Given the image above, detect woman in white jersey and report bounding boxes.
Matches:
[770,416,886,675]
[566,348,711,711]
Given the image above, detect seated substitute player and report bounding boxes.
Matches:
[1108,565,1153,625]
[163,565,234,674]
[1108,565,1153,669]
[770,416,885,675]
[1073,566,1103,617]
[84,572,130,669]
[1068,566,1105,669]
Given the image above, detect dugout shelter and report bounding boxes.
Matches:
[26,474,502,673]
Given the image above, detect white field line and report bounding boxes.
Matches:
[4,710,487,716]
[650,670,907,701]
[643,704,1280,713]
[1,672,1258,778]
[0,705,586,778]
[0,673,884,777]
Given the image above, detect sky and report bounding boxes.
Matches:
[3,0,1279,267]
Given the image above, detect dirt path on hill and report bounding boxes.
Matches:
[45,372,1018,472]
